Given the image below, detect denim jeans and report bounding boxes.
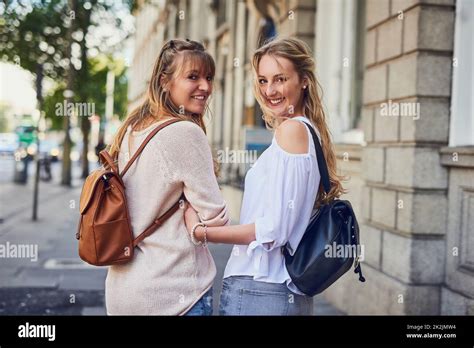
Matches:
[219,276,313,316]
[184,287,213,316]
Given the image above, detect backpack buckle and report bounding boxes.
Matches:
[102,174,111,190]
[354,255,360,268]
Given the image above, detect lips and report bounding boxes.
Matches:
[191,95,207,101]
[267,97,285,107]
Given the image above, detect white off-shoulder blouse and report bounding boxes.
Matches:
[223,116,322,295]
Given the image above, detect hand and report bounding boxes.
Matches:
[184,205,201,236]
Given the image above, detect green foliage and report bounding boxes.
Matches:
[1,0,133,129]
[42,55,128,130]
[0,0,69,80]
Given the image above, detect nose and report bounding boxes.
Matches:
[198,78,211,94]
[265,82,277,97]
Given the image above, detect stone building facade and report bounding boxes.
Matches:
[129,0,473,315]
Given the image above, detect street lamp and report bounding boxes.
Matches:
[31,109,42,221]
[31,62,44,221]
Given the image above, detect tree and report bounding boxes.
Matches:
[0,1,70,81]
[1,0,135,183]
[61,0,76,186]
[43,54,128,166]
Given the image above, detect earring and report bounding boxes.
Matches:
[303,86,307,89]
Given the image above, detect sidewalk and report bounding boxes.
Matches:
[0,160,107,315]
[0,160,345,316]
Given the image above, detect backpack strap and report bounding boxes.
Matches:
[99,150,118,173]
[120,118,181,178]
[302,121,331,194]
[133,193,185,247]
[304,121,365,282]
[99,118,187,247]
[121,118,186,246]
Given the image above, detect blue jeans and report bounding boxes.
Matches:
[184,288,213,316]
[219,276,313,316]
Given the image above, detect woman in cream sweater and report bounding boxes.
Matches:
[104,39,229,315]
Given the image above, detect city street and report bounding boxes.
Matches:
[0,156,107,315]
[0,156,344,315]
[1,3,473,346]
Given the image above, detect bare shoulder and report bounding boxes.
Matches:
[275,119,309,154]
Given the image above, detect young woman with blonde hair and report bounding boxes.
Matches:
[105,39,229,316]
[184,37,346,315]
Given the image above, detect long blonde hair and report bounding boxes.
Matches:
[108,39,219,175]
[252,37,347,206]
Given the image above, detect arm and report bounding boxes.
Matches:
[184,206,255,245]
[183,119,310,247]
[161,121,229,227]
[197,222,255,245]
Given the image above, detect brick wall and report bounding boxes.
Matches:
[324,0,456,315]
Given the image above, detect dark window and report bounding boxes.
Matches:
[257,17,276,48]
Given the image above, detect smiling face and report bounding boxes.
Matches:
[257,54,307,118]
[165,53,214,115]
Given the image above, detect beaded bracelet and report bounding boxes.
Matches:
[202,224,208,247]
[190,222,205,246]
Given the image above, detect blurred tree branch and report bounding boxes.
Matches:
[0,0,134,181]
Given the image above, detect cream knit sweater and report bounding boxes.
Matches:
[105,119,229,315]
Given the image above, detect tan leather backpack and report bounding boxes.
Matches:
[76,119,185,266]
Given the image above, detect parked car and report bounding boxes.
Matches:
[0,133,20,156]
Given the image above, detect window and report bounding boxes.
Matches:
[315,0,365,144]
[216,0,226,28]
[449,0,473,147]
[257,17,277,48]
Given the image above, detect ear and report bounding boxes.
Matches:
[301,76,309,89]
[160,74,169,91]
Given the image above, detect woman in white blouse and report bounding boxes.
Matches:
[184,37,346,315]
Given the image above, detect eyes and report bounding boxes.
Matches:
[188,74,213,82]
[258,76,287,85]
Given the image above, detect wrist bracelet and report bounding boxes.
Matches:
[202,224,208,247]
[190,222,205,246]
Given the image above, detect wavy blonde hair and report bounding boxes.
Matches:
[252,37,347,206]
[108,39,219,176]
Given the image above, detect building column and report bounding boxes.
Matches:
[325,0,455,315]
[279,0,316,51]
[221,0,237,183]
